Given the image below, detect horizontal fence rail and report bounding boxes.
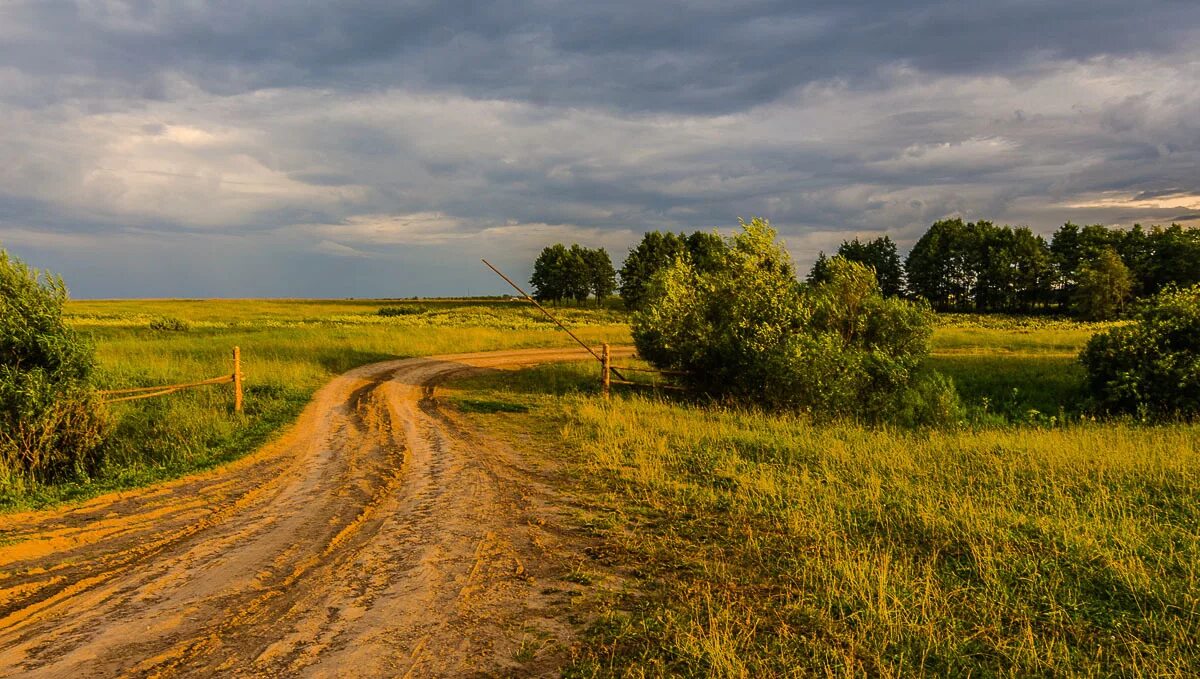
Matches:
[600,343,688,398]
[99,346,244,411]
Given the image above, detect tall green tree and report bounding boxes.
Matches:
[905,218,976,311]
[619,232,687,310]
[619,230,726,310]
[1050,223,1122,306]
[1146,224,1200,294]
[835,236,905,297]
[806,252,833,286]
[1073,248,1132,320]
[581,247,616,304]
[563,245,592,303]
[531,243,616,304]
[530,243,571,302]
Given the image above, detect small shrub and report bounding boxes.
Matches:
[1,249,108,486]
[149,316,191,331]
[377,306,424,317]
[1079,283,1200,418]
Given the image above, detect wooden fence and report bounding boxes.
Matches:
[99,346,244,412]
[600,343,687,399]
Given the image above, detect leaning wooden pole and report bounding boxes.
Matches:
[480,259,627,381]
[602,343,611,400]
[233,346,243,413]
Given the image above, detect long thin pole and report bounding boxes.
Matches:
[481,258,627,381]
[233,346,243,413]
[602,342,611,400]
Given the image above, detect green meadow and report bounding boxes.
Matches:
[1,299,627,510]
[444,314,1199,677]
[8,299,1197,675]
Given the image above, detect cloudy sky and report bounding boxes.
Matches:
[2,1,1199,298]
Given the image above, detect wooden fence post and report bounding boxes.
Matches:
[602,343,611,400]
[233,346,243,413]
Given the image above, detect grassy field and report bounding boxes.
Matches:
[446,318,1199,677]
[3,304,1113,509]
[12,300,1198,674]
[0,299,628,510]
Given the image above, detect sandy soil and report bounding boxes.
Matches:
[0,347,631,678]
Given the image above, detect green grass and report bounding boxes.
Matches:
[927,314,1113,423]
[14,299,1194,674]
[450,360,1200,677]
[0,299,628,511]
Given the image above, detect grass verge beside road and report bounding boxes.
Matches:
[449,359,1200,676]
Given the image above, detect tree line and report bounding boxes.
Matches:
[901,220,1200,318]
[532,219,1200,318]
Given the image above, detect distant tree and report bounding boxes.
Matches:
[1009,227,1055,311]
[1146,224,1200,294]
[619,230,727,310]
[1116,224,1154,297]
[619,232,686,310]
[531,244,571,303]
[806,252,833,286]
[905,218,976,311]
[1050,223,1122,306]
[563,245,592,302]
[532,244,615,304]
[684,231,726,273]
[581,247,616,304]
[1073,248,1132,320]
[835,236,905,297]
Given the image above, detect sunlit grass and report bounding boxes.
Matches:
[0,299,628,511]
[451,360,1200,677]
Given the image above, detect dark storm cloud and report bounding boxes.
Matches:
[1,1,1199,296]
[4,0,1198,113]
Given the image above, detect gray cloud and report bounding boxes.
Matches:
[0,1,1198,297]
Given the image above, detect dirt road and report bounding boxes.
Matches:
[0,347,630,677]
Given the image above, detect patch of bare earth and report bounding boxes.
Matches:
[0,348,631,677]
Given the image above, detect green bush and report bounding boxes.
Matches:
[148,316,191,331]
[1080,283,1200,418]
[633,219,950,422]
[1,249,107,486]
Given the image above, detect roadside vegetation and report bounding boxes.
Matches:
[443,217,1200,675]
[1,297,627,510]
[1,251,107,491]
[450,341,1199,676]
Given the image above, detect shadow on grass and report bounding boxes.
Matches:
[314,349,403,375]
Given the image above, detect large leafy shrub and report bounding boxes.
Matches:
[633,219,952,423]
[1,249,107,485]
[1080,283,1200,418]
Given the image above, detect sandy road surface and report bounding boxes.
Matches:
[0,347,631,678]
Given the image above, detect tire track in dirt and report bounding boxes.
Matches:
[0,347,632,677]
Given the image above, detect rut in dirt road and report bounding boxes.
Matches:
[0,348,631,677]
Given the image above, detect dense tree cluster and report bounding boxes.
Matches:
[530,244,616,304]
[531,220,1200,318]
[530,230,724,308]
[632,219,954,424]
[808,236,904,297]
[902,219,1200,316]
[618,231,724,310]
